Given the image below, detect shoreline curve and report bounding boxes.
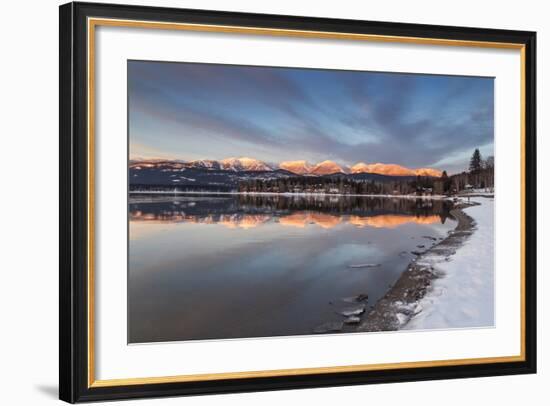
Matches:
[356,201,479,332]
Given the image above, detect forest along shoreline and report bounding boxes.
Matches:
[355,198,481,332]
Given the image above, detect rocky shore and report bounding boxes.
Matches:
[355,201,479,332]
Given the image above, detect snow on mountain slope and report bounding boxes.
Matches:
[130,158,442,177]
[350,162,370,174]
[220,157,273,172]
[188,159,222,170]
[414,168,443,177]
[352,162,442,177]
[279,160,313,175]
[310,160,346,175]
[354,163,416,176]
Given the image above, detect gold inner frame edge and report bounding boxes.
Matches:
[86,17,527,388]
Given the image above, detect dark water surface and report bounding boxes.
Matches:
[128,194,455,343]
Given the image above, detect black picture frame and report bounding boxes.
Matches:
[60,1,537,403]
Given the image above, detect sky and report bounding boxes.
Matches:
[128,60,494,174]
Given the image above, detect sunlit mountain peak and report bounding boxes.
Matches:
[414,168,443,177]
[310,160,346,175]
[279,160,313,175]
[220,157,273,172]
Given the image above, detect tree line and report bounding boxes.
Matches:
[239,174,441,196]
[238,148,494,196]
[448,148,494,193]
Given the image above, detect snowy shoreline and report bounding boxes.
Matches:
[357,196,494,332]
[404,197,494,330]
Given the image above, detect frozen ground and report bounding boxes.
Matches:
[404,198,494,330]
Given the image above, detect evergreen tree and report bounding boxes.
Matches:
[441,170,452,193]
[469,148,482,173]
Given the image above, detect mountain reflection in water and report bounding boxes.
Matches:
[129,194,452,231]
[128,194,455,343]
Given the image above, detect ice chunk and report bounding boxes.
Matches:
[344,316,361,324]
[340,305,365,317]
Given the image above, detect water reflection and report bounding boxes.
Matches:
[129,194,452,230]
[128,194,455,343]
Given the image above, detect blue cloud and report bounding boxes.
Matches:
[128,60,494,173]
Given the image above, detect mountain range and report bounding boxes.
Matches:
[130,157,442,177]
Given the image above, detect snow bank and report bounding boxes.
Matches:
[404,198,494,330]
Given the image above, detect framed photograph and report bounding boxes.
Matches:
[59,2,536,403]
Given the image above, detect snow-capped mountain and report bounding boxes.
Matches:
[352,162,415,176]
[129,158,442,178]
[351,162,442,177]
[350,162,371,174]
[310,160,347,175]
[188,159,222,170]
[219,157,273,172]
[279,160,313,175]
[129,156,445,193]
[414,168,443,177]
[129,160,186,170]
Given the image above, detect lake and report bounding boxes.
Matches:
[128,193,456,343]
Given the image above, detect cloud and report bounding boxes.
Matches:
[128,61,494,173]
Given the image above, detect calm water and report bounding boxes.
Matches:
[128,194,455,343]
